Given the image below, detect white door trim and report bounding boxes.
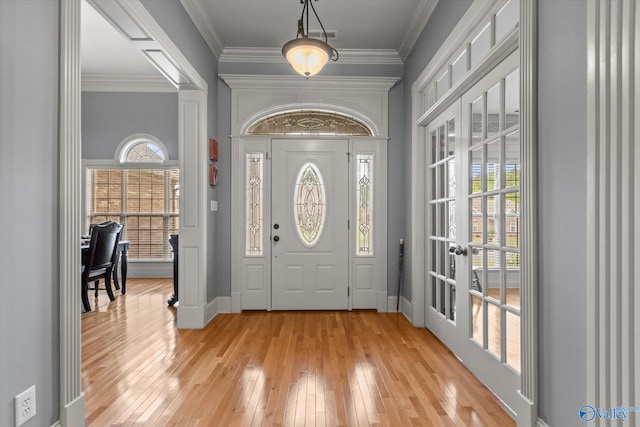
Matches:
[60,1,208,424]
[222,75,397,313]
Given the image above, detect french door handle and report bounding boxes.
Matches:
[449,245,468,256]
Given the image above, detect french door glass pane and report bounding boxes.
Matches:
[472,295,484,343]
[439,125,446,161]
[505,69,520,129]
[506,310,521,372]
[447,119,456,156]
[471,197,483,243]
[448,159,456,197]
[487,84,500,139]
[486,249,502,301]
[470,148,483,194]
[471,97,483,143]
[471,248,484,292]
[431,275,437,309]
[447,201,456,239]
[487,195,500,246]
[487,302,501,358]
[486,140,501,191]
[431,131,437,164]
[505,131,520,188]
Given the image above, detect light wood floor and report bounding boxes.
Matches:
[82,279,515,426]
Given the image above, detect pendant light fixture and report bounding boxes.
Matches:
[282,0,339,77]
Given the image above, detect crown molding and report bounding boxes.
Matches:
[398,0,439,61]
[219,74,400,91]
[180,0,223,59]
[81,74,177,92]
[219,47,403,65]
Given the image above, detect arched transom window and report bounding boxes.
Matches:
[117,134,168,164]
[246,110,372,136]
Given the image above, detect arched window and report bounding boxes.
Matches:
[86,134,178,260]
[246,110,372,136]
[117,134,169,164]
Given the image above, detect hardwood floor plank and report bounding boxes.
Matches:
[82,279,515,426]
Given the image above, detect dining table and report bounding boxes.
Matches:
[81,240,130,293]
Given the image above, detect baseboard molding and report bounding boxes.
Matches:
[176,304,206,329]
[536,419,550,427]
[60,392,85,427]
[125,261,173,278]
[386,296,414,322]
[51,422,62,427]
[401,297,413,322]
[205,296,231,324]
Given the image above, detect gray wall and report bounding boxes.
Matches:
[538,0,587,425]
[82,92,178,160]
[0,0,60,426]
[141,0,220,301]
[403,0,474,301]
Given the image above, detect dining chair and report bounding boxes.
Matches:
[81,221,122,312]
[89,220,125,291]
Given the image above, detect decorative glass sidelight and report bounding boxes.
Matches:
[356,155,374,255]
[294,163,326,246]
[246,153,264,255]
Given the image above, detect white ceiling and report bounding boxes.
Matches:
[81,0,438,79]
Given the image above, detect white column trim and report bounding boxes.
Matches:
[587,0,639,417]
[59,1,85,426]
[176,89,209,329]
[517,0,539,425]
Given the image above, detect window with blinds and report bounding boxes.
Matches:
[86,168,179,260]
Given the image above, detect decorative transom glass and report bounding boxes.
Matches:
[246,111,372,136]
[125,142,165,163]
[294,163,326,246]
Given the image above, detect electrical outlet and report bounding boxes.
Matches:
[15,385,36,426]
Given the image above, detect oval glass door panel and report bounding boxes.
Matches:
[294,162,326,246]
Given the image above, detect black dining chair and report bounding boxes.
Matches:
[81,221,122,312]
[89,221,125,292]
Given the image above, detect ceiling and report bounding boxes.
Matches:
[81,0,438,80]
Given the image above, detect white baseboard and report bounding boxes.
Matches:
[386,296,413,322]
[176,305,206,329]
[60,392,85,427]
[51,422,62,427]
[124,261,173,278]
[536,419,550,427]
[206,296,231,324]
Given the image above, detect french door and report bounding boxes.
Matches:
[425,101,467,346]
[426,50,521,411]
[271,139,349,310]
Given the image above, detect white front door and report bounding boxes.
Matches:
[271,139,349,310]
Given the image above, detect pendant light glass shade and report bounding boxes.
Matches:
[282,37,333,77]
[282,0,338,77]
